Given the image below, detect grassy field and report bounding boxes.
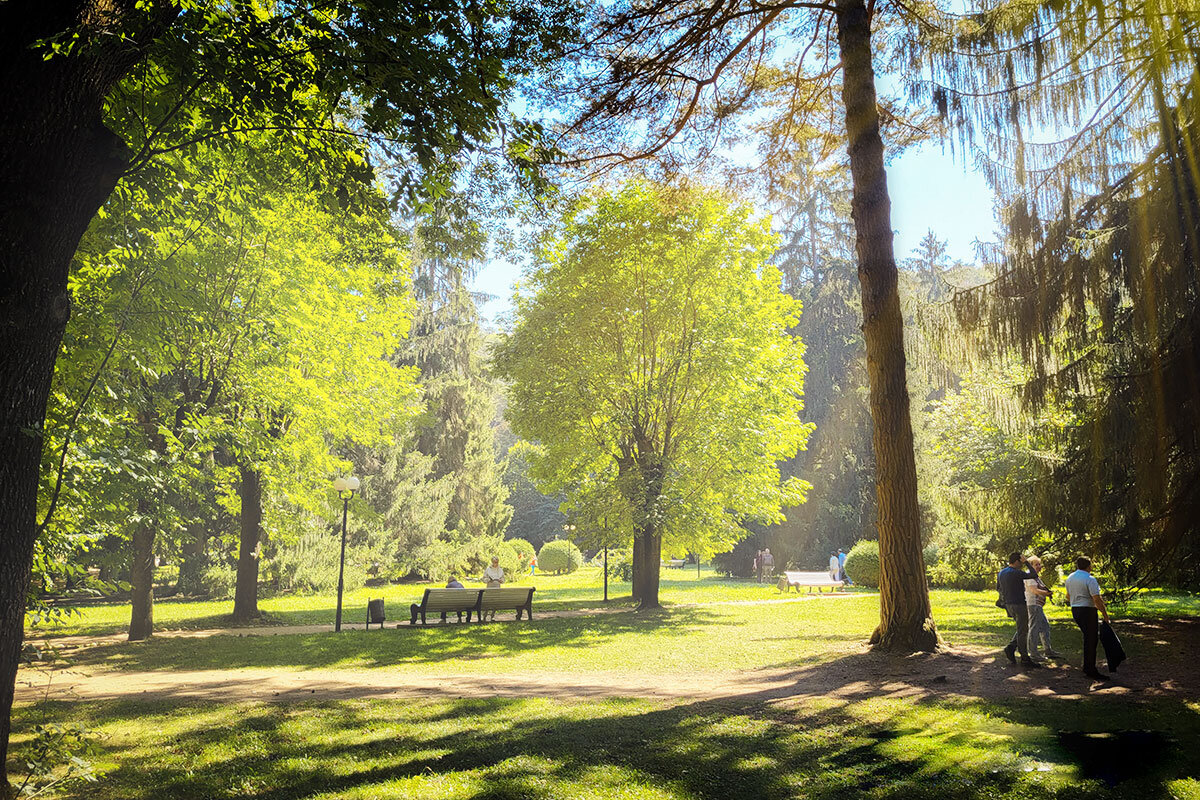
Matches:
[27,565,860,638]
[29,565,1200,640]
[13,576,1200,799]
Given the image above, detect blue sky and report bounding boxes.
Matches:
[472,141,999,325]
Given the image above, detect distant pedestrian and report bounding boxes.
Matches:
[761,548,775,581]
[997,552,1041,668]
[829,551,840,581]
[837,548,850,584]
[1064,556,1111,680]
[754,550,763,583]
[529,554,537,576]
[1023,556,1062,661]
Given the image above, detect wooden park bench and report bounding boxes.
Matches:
[409,588,483,625]
[667,558,687,569]
[479,587,536,621]
[777,570,845,594]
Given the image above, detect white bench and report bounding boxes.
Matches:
[777,570,845,593]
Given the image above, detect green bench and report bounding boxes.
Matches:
[409,588,483,625]
[408,586,537,625]
[479,587,536,621]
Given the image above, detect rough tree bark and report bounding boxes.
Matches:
[233,466,263,621]
[835,0,939,651]
[127,507,156,642]
[0,1,179,788]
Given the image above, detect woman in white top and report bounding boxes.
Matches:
[482,556,505,620]
[484,556,505,587]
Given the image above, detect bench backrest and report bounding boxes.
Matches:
[479,587,535,611]
[420,588,483,612]
[782,570,842,583]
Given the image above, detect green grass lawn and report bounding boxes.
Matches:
[15,582,1200,799]
[29,565,860,639]
[14,684,1200,799]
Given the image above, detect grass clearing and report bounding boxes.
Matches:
[28,565,857,639]
[13,692,1200,799]
[16,584,1200,798]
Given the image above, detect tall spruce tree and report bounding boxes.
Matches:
[386,201,512,573]
[916,0,1200,588]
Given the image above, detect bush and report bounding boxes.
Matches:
[844,540,880,587]
[506,538,536,574]
[199,561,236,599]
[605,547,634,582]
[269,529,367,594]
[927,539,995,591]
[538,539,583,574]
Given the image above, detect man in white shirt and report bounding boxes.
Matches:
[1063,556,1111,680]
[828,552,840,581]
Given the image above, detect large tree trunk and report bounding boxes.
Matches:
[835,0,939,652]
[636,530,663,610]
[0,3,178,785]
[232,466,263,622]
[128,511,156,641]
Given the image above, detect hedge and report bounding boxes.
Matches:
[843,540,880,587]
[538,539,583,574]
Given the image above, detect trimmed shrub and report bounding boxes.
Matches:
[506,538,537,574]
[538,539,583,574]
[844,540,880,587]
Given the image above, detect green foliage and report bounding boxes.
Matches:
[266,528,369,595]
[198,562,237,601]
[496,181,813,568]
[538,540,583,575]
[506,538,537,573]
[926,534,995,592]
[605,548,635,582]
[843,540,880,588]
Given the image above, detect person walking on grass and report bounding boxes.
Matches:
[1064,556,1112,681]
[1023,555,1063,662]
[997,552,1042,668]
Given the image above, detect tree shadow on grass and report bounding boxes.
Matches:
[26,666,1200,800]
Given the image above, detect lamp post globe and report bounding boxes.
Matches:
[333,476,358,632]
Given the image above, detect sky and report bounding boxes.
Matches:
[471,141,1000,326]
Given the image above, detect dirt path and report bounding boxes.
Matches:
[17,617,1198,709]
[26,592,870,652]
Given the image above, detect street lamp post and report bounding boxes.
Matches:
[332,475,360,632]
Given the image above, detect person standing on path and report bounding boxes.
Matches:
[837,548,851,584]
[1023,556,1062,661]
[829,551,840,581]
[1064,556,1111,680]
[997,552,1042,668]
[760,549,775,582]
